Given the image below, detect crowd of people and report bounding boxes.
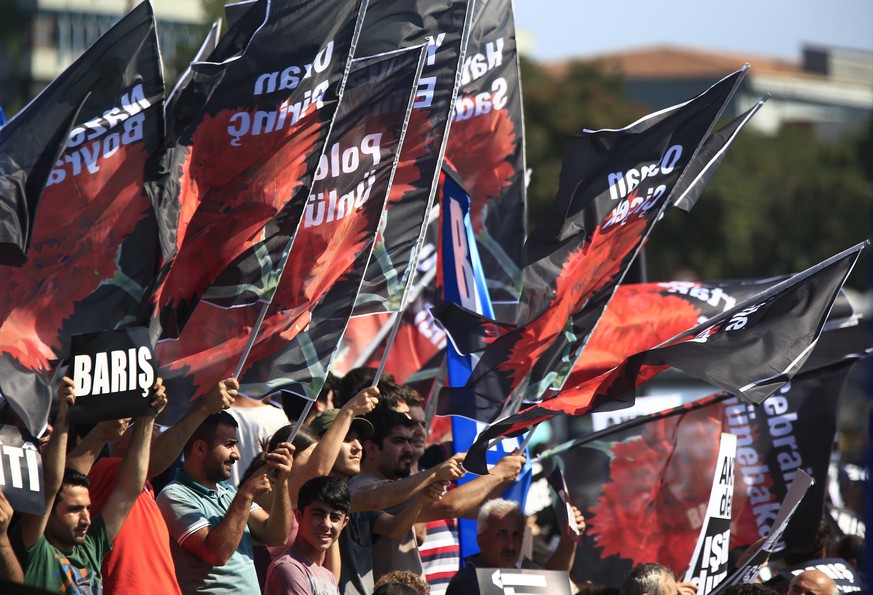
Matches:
[0,368,861,594]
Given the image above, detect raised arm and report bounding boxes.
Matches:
[66,418,129,475]
[100,379,166,543]
[19,377,75,549]
[416,451,525,522]
[148,378,236,478]
[291,387,379,490]
[171,472,271,566]
[0,491,23,583]
[248,442,294,547]
[350,453,465,513]
[371,482,444,540]
[544,505,584,571]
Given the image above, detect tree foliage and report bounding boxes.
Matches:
[519,57,871,291]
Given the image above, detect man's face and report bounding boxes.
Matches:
[476,512,525,568]
[296,498,349,553]
[332,430,363,478]
[407,406,427,461]
[46,485,92,549]
[202,423,240,483]
[369,426,414,479]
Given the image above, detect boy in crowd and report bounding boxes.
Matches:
[265,476,351,594]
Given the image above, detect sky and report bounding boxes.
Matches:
[514,0,873,62]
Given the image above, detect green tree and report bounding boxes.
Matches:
[644,123,871,291]
[520,57,643,226]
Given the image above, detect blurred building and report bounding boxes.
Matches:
[550,44,873,139]
[1,0,207,111]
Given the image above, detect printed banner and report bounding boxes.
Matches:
[684,433,737,593]
[0,425,44,516]
[144,0,367,340]
[475,568,572,595]
[156,46,423,418]
[548,353,861,587]
[0,2,163,438]
[461,242,864,472]
[444,0,527,305]
[776,558,864,592]
[437,68,748,423]
[69,328,156,425]
[352,0,473,315]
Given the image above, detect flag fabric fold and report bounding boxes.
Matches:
[0,1,164,437]
[155,45,424,421]
[437,68,748,422]
[144,0,367,340]
[461,241,865,474]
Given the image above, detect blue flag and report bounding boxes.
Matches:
[440,171,531,561]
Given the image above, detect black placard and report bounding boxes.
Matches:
[0,425,44,516]
[69,327,156,424]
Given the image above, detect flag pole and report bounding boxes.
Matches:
[232,299,271,379]
[284,398,314,443]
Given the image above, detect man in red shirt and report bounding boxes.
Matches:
[67,378,238,594]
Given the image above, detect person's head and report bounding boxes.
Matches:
[373,570,430,594]
[787,569,838,595]
[336,367,393,407]
[406,403,427,462]
[723,585,777,595]
[835,534,864,571]
[46,469,92,550]
[310,409,374,480]
[476,498,526,568]
[362,407,416,479]
[618,562,677,595]
[269,424,319,462]
[373,584,419,595]
[373,379,416,414]
[183,411,240,486]
[294,476,350,555]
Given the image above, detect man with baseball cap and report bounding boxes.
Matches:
[305,388,464,595]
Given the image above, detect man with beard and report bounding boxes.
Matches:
[11,376,165,593]
[156,411,294,594]
[445,498,585,595]
[311,404,462,595]
[351,407,427,580]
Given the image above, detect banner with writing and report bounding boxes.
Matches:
[0,425,43,516]
[69,328,156,424]
[684,433,737,593]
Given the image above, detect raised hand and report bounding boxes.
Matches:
[200,378,238,414]
[433,452,466,483]
[343,386,379,418]
[265,442,295,482]
[148,378,168,417]
[492,448,526,482]
[240,467,273,499]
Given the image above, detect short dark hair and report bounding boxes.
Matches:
[336,367,394,407]
[619,563,674,595]
[53,469,91,511]
[364,407,415,447]
[377,380,422,409]
[183,411,238,456]
[297,476,350,515]
[374,570,430,594]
